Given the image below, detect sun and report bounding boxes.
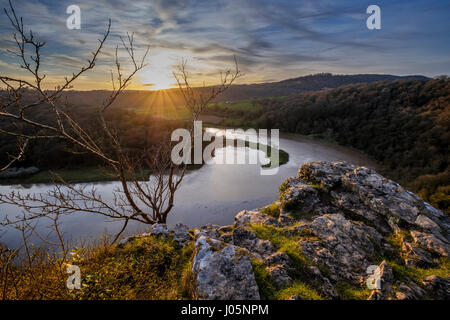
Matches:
[139,50,180,90]
[140,70,175,90]
[149,72,176,90]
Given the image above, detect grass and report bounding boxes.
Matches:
[279,179,291,197]
[251,258,324,300]
[72,236,195,299]
[0,235,195,300]
[250,224,313,276]
[250,223,387,300]
[389,257,450,285]
[261,202,281,218]
[251,258,278,299]
[249,224,327,300]
[335,282,370,300]
[275,281,324,300]
[0,164,203,185]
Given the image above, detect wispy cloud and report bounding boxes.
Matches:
[0,0,448,90]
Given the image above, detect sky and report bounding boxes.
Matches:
[0,0,449,90]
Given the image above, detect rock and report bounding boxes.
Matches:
[299,161,449,235]
[217,225,234,243]
[401,241,435,267]
[415,215,442,234]
[410,230,449,257]
[149,223,169,237]
[266,265,292,288]
[423,275,450,299]
[329,190,392,234]
[300,213,383,282]
[172,223,190,246]
[264,252,292,268]
[190,161,450,300]
[119,237,131,246]
[192,236,260,300]
[194,224,221,240]
[395,281,426,300]
[278,210,295,225]
[217,225,233,233]
[232,227,275,259]
[298,161,353,189]
[218,233,233,243]
[307,266,338,299]
[367,261,394,300]
[279,178,320,214]
[234,210,280,228]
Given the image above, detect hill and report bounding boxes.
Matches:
[53,73,430,111]
[212,73,429,101]
[210,77,450,213]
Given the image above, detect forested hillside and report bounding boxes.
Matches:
[30,73,428,110]
[214,77,450,212]
[0,104,185,169]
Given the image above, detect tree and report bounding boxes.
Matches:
[0,1,241,245]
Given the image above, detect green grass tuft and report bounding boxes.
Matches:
[275,281,324,300]
[261,202,281,218]
[335,282,370,300]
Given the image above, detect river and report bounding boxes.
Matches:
[0,129,377,248]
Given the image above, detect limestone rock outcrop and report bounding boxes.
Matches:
[187,161,449,300]
[192,236,260,300]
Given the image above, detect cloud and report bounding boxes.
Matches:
[0,0,448,88]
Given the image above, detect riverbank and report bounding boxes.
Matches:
[279,132,380,170]
[0,132,290,185]
[0,167,151,185]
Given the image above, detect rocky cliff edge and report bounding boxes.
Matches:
[124,161,450,300]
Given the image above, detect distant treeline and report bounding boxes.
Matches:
[212,77,450,212]
[1,73,427,111]
[0,103,187,169]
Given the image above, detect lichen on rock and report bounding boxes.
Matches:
[189,161,450,300]
[192,236,260,300]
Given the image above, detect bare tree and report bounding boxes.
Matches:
[0,1,241,244]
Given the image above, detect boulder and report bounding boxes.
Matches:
[192,236,260,300]
[410,230,449,257]
[299,161,450,236]
[367,261,394,300]
[194,223,221,240]
[279,178,319,214]
[264,252,292,268]
[401,241,435,267]
[422,275,450,300]
[300,213,383,282]
[307,266,338,299]
[172,223,190,246]
[149,223,169,237]
[189,161,450,300]
[395,281,426,300]
[232,227,276,259]
[265,265,292,288]
[234,209,280,228]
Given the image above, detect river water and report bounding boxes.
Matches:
[0,129,377,248]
